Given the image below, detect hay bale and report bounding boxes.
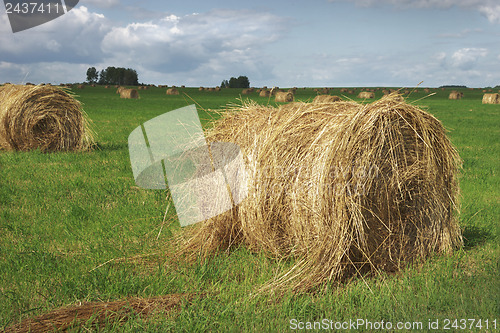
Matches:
[179,94,462,293]
[0,84,93,152]
[313,95,341,103]
[358,91,375,99]
[119,89,139,99]
[449,91,463,100]
[275,91,294,103]
[259,90,270,97]
[166,88,179,95]
[77,84,85,89]
[199,87,205,91]
[242,89,253,95]
[116,86,125,94]
[482,93,500,104]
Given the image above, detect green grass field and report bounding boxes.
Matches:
[0,86,498,332]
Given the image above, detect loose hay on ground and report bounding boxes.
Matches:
[177,93,462,293]
[0,84,93,152]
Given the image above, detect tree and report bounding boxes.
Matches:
[96,67,139,85]
[220,80,229,88]
[226,76,250,88]
[86,67,98,84]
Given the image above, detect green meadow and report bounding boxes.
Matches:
[0,86,498,332]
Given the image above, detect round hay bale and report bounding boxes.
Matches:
[179,94,462,293]
[199,87,205,91]
[77,84,85,89]
[259,90,270,97]
[275,91,294,103]
[166,88,179,95]
[242,88,254,95]
[482,93,500,104]
[313,95,341,103]
[116,86,126,94]
[215,87,221,92]
[119,88,140,99]
[449,91,463,100]
[0,84,93,152]
[358,91,375,99]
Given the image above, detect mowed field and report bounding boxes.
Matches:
[0,86,498,331]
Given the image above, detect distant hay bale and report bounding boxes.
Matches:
[358,91,375,99]
[449,91,463,100]
[482,93,500,104]
[275,91,294,102]
[0,84,93,152]
[116,86,125,94]
[313,95,341,103]
[179,94,462,293]
[105,85,109,89]
[77,84,85,89]
[166,88,179,95]
[199,87,205,91]
[259,90,270,97]
[242,89,253,95]
[119,89,139,99]
[215,87,221,92]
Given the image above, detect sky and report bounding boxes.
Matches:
[0,0,499,87]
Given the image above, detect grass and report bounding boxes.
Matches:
[0,86,498,332]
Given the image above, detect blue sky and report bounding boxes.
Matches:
[1,0,499,87]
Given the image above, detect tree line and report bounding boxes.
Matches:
[221,76,250,88]
[86,67,138,86]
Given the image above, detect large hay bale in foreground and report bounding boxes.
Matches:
[0,84,93,152]
[275,91,294,102]
[482,93,500,104]
[179,94,462,293]
[313,95,341,103]
[120,89,140,99]
[166,88,179,95]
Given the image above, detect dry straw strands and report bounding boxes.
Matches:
[274,91,294,102]
[313,95,341,103]
[0,84,93,152]
[166,88,180,95]
[178,93,462,293]
[358,91,375,99]
[5,293,198,333]
[119,88,140,99]
[482,93,500,104]
[449,91,463,100]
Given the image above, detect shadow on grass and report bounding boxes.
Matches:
[462,225,492,249]
[93,142,129,151]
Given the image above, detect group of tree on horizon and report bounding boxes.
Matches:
[86,67,138,86]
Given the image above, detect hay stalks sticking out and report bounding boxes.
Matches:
[178,93,462,293]
[0,84,94,152]
[5,294,199,333]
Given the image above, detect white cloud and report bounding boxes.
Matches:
[450,47,488,69]
[0,6,110,64]
[328,0,500,23]
[100,9,288,80]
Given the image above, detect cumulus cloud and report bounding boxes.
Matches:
[101,9,288,80]
[450,47,488,69]
[0,6,110,64]
[328,0,500,23]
